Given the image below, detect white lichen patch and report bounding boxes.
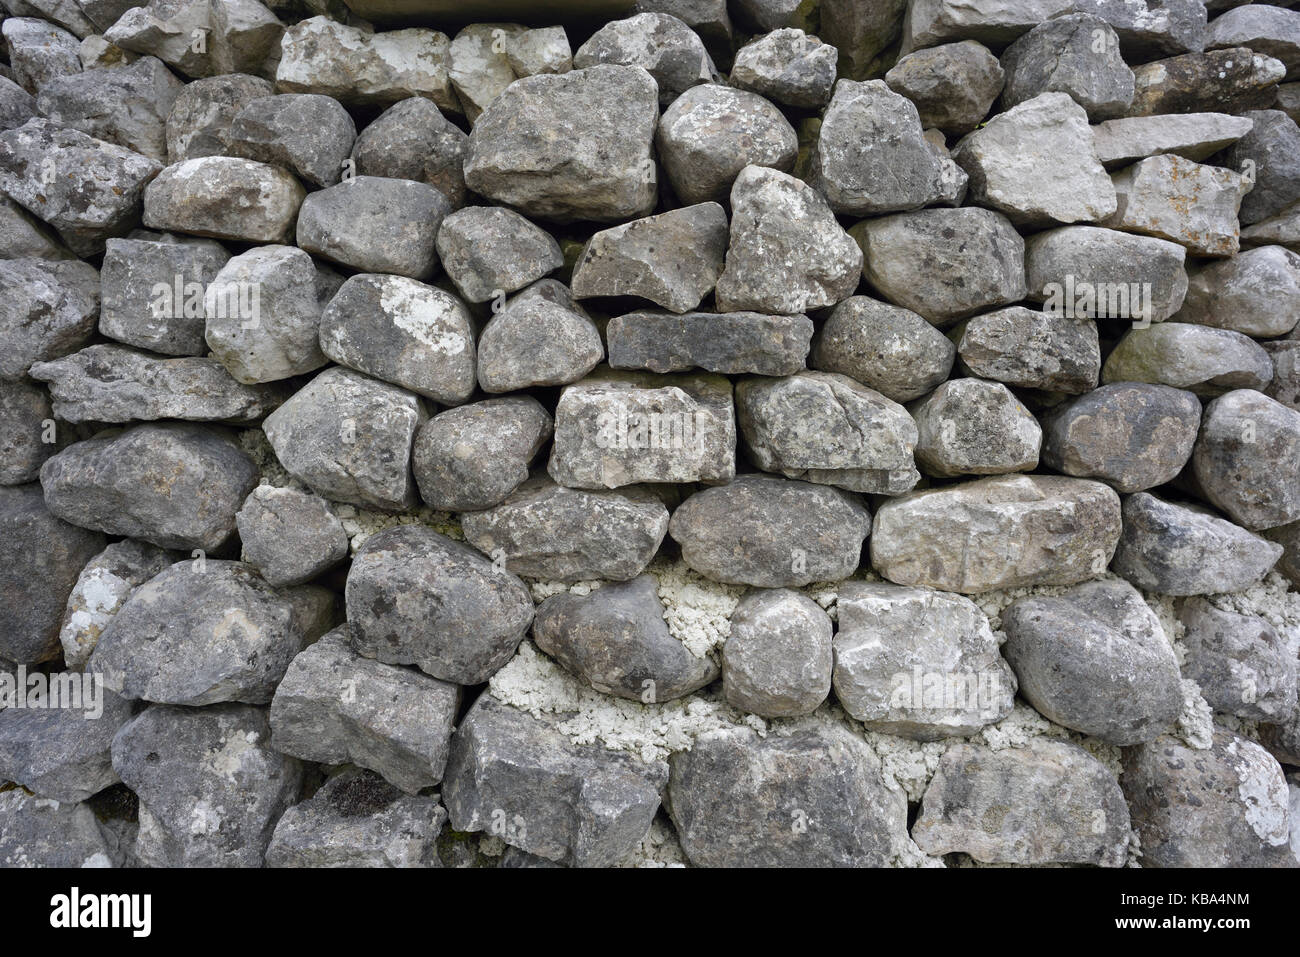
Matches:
[1225,738,1291,846]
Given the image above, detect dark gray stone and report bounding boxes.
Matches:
[235,486,348,587]
[999,14,1134,120]
[572,12,714,106]
[222,93,357,187]
[1179,598,1297,721]
[0,257,100,379]
[607,310,812,376]
[729,27,837,109]
[350,95,467,207]
[164,72,273,163]
[723,588,832,718]
[810,296,955,403]
[436,206,562,304]
[884,40,1004,136]
[1194,389,1300,530]
[0,379,55,485]
[476,280,604,393]
[957,306,1101,394]
[1126,47,1284,117]
[0,690,136,801]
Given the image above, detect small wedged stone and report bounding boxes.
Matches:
[1091,112,1254,169]
[1175,245,1300,338]
[909,378,1041,478]
[235,486,347,587]
[0,76,38,131]
[0,257,100,379]
[1125,47,1285,117]
[884,40,1004,136]
[956,306,1101,394]
[1193,388,1300,530]
[728,27,837,109]
[0,789,116,867]
[222,93,356,187]
[0,194,73,258]
[476,280,604,393]
[40,423,256,551]
[573,12,715,106]
[448,23,524,122]
[607,310,812,376]
[723,588,832,718]
[349,95,468,207]
[58,540,173,671]
[902,0,1075,54]
[871,474,1122,594]
[1178,598,1297,722]
[810,296,955,403]
[1110,492,1283,594]
[142,156,304,243]
[436,206,563,304]
[668,473,871,587]
[1267,341,1300,412]
[1103,322,1272,396]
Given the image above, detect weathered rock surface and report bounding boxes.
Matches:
[143,156,303,243]
[998,14,1134,120]
[0,689,136,802]
[1091,112,1254,169]
[0,788,117,867]
[884,40,1004,135]
[0,257,101,378]
[573,12,714,105]
[723,588,832,718]
[436,206,563,304]
[608,310,812,376]
[0,379,55,484]
[811,296,954,403]
[1103,323,1273,396]
[476,281,604,393]
[1175,245,1300,338]
[1105,154,1249,257]
[222,93,356,187]
[729,27,837,108]
[235,486,347,587]
[1193,388,1300,530]
[1179,598,1297,722]
[1125,48,1285,117]
[909,378,1041,478]
[164,73,272,163]
[349,95,468,206]
[956,306,1101,394]
[1220,109,1300,226]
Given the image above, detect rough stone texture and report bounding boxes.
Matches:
[436,206,563,304]
[811,296,954,403]
[0,690,135,801]
[40,423,256,550]
[235,486,347,587]
[0,379,55,484]
[269,627,459,793]
[667,724,908,867]
[1221,109,1300,226]
[729,27,837,109]
[1261,708,1300,766]
[607,310,811,376]
[1122,729,1294,867]
[1074,0,1207,59]
[852,207,1026,327]
[832,583,1015,739]
[1002,579,1183,745]
[89,559,336,706]
[3,17,82,93]
[0,194,73,259]
[534,575,718,702]
[463,64,659,222]
[143,156,303,243]
[165,73,273,163]
[57,539,173,670]
[713,165,862,315]
[0,76,38,131]
[914,739,1130,867]
[1111,492,1283,594]
[443,693,667,867]
[952,92,1117,228]
[1178,598,1297,721]
[1126,48,1285,117]
[476,280,604,393]
[1267,341,1300,412]
[999,14,1134,120]
[319,273,475,404]
[1103,322,1273,396]
[350,95,468,207]
[105,0,283,80]
[0,788,119,867]
[573,12,714,106]
[909,378,1041,478]
[902,0,1075,54]
[262,367,425,511]
[884,40,1004,135]
[1091,112,1254,169]
[448,23,523,123]
[571,203,728,313]
[668,473,871,587]
[548,369,736,489]
[1176,245,1300,338]
[110,703,303,867]
[0,257,100,378]
[871,475,1122,594]
[346,525,533,685]
[1105,154,1249,257]
[1205,5,1300,79]
[413,397,552,512]
[461,478,669,582]
[956,306,1101,394]
[723,588,832,718]
[736,371,920,495]
[1193,388,1300,531]
[1041,383,1201,492]
[222,93,356,187]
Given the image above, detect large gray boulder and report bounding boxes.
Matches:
[884,40,1004,136]
[436,206,563,304]
[1102,323,1273,396]
[1175,245,1300,338]
[1193,389,1300,530]
[729,27,837,108]
[222,93,357,188]
[349,95,468,207]
[574,12,714,105]
[164,73,273,163]
[57,539,173,671]
[476,280,604,393]
[235,486,347,587]
[909,378,1041,478]
[142,156,303,243]
[956,306,1101,394]
[1178,598,1297,722]
[998,14,1134,120]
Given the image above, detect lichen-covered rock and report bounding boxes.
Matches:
[235,486,347,587]
[0,257,100,379]
[1002,579,1183,745]
[872,474,1121,594]
[998,14,1134,120]
[1122,729,1294,867]
[1090,112,1254,169]
[1104,154,1249,257]
[40,423,256,551]
[143,156,304,243]
[607,310,811,377]
[832,583,1015,739]
[1178,598,1297,722]
[0,788,117,867]
[1111,492,1283,594]
[447,23,524,122]
[1075,0,1206,59]
[956,306,1101,394]
[57,540,173,670]
[884,40,1004,135]
[728,27,837,108]
[461,478,669,582]
[3,17,82,93]
[573,12,714,106]
[723,588,832,718]
[1103,323,1273,396]
[476,280,604,393]
[222,93,356,187]
[269,627,459,793]
[436,206,562,304]
[349,95,467,206]
[909,378,1040,478]
[0,379,55,485]
[668,473,871,587]
[1125,48,1285,116]
[914,738,1130,866]
[346,525,533,685]
[811,296,955,403]
[902,0,1073,53]
[105,0,283,80]
[667,723,908,867]
[0,688,135,802]
[164,73,273,163]
[261,367,425,511]
[1193,389,1300,530]
[1206,4,1300,79]
[1175,245,1300,338]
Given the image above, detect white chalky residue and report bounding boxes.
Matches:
[1206,572,1300,661]
[1176,678,1215,750]
[332,502,464,553]
[646,558,743,659]
[617,817,689,868]
[524,579,603,603]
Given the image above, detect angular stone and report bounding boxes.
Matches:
[667,723,908,867]
[1179,598,1297,721]
[1091,112,1254,169]
[1003,580,1183,745]
[914,739,1130,866]
[235,486,347,587]
[111,703,302,867]
[1126,47,1285,116]
[999,14,1134,120]
[607,310,811,376]
[668,473,871,587]
[810,79,965,217]
[731,0,815,32]
[729,27,837,109]
[265,768,446,868]
[35,55,182,161]
[0,257,100,378]
[723,588,832,718]
[1074,0,1207,59]
[1122,729,1293,867]
[503,25,573,77]
[819,0,908,78]
[956,307,1101,395]
[319,273,474,404]
[0,118,160,255]
[1111,492,1283,594]
[105,0,283,80]
[571,203,727,313]
[872,474,1121,594]
[884,40,1004,135]
[737,371,919,495]
[902,0,1075,53]
[0,194,72,258]
[548,369,736,489]
[164,72,273,163]
[832,583,1015,739]
[461,478,669,582]
[810,297,954,403]
[222,93,356,188]
[262,367,424,511]
[350,95,468,207]
[1221,109,1300,226]
[0,379,55,485]
[295,176,451,281]
[636,0,731,66]
[270,627,459,792]
[204,244,335,384]
[0,787,120,867]
[448,23,523,122]
[715,165,861,314]
[413,397,552,511]
[58,539,173,671]
[275,16,456,110]
[1175,245,1300,338]
[573,12,714,106]
[1266,341,1300,411]
[1206,4,1300,79]
[443,694,667,867]
[1024,225,1188,322]
[464,64,659,222]
[535,575,718,702]
[347,525,533,685]
[436,206,562,304]
[143,156,303,243]
[41,423,256,551]
[1042,383,1201,493]
[1105,154,1248,257]
[1103,322,1272,396]
[953,92,1116,228]
[476,280,604,393]
[0,75,37,131]
[852,207,1026,326]
[1194,388,1300,530]
[3,17,81,93]
[910,378,1040,478]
